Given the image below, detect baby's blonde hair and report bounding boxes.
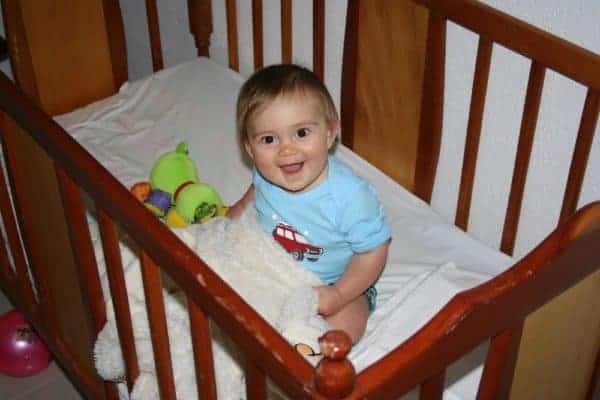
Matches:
[236,64,339,144]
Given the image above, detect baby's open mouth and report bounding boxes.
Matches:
[280,162,303,174]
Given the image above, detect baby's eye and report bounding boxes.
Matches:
[259,135,277,145]
[296,128,310,138]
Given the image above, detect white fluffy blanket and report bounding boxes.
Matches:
[94,210,329,400]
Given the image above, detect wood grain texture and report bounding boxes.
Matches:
[102,0,128,86]
[351,0,428,191]
[312,0,325,79]
[9,0,118,115]
[56,169,121,400]
[1,115,104,398]
[559,89,600,225]
[140,252,177,400]
[189,300,218,400]
[414,11,445,202]
[188,0,213,57]
[510,269,600,400]
[500,62,546,255]
[246,362,267,400]
[0,120,34,314]
[226,0,239,71]
[477,325,524,399]
[1,1,600,399]
[455,37,493,231]
[413,0,600,91]
[340,0,359,150]
[98,209,140,391]
[350,202,600,399]
[145,0,164,72]
[252,0,264,70]
[419,371,444,400]
[281,0,292,64]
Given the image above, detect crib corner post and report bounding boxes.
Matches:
[313,330,356,399]
[188,0,213,57]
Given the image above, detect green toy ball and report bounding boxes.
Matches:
[175,183,224,223]
[150,142,200,198]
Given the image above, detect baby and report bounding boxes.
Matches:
[229,64,391,343]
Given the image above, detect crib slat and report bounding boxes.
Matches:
[559,89,600,225]
[145,0,164,72]
[500,61,546,255]
[55,167,106,333]
[102,0,128,88]
[188,298,217,400]
[226,0,239,71]
[340,0,359,150]
[55,167,122,400]
[414,12,447,203]
[420,370,445,400]
[281,0,292,64]
[252,0,264,70]
[477,324,524,399]
[140,251,177,400]
[0,213,13,284]
[455,37,493,230]
[188,0,213,57]
[246,361,267,400]
[313,0,325,79]
[97,209,140,391]
[0,117,58,325]
[0,140,34,311]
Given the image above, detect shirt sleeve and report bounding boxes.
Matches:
[338,182,391,253]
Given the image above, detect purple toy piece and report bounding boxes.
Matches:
[0,310,52,377]
[144,189,172,216]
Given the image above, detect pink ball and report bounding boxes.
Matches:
[0,310,52,377]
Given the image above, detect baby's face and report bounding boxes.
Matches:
[245,92,337,193]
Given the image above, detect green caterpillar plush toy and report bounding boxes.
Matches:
[130,142,227,227]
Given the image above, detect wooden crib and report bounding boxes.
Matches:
[0,0,598,399]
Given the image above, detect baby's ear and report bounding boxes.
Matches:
[243,140,254,160]
[327,121,340,149]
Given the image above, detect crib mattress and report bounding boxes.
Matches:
[55,57,514,399]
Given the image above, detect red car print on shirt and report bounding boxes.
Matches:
[273,223,323,262]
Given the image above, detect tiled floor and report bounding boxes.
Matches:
[0,289,84,400]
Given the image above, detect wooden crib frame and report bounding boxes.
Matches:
[0,0,598,399]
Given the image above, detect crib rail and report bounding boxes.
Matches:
[1,1,598,399]
[191,0,326,76]
[411,0,600,256]
[0,119,111,398]
[0,69,331,398]
[150,0,326,77]
[352,202,600,399]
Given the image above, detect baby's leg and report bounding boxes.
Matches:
[325,294,369,343]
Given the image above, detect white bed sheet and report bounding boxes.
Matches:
[55,57,514,399]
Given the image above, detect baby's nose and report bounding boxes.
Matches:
[278,142,298,156]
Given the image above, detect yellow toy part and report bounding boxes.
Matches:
[165,209,189,228]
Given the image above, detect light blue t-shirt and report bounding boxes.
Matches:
[253,155,391,284]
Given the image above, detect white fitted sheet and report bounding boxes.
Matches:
[56,57,514,399]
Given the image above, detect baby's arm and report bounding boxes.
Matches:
[228,185,254,219]
[317,240,390,316]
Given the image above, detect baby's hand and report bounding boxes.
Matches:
[227,199,246,219]
[315,285,345,316]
